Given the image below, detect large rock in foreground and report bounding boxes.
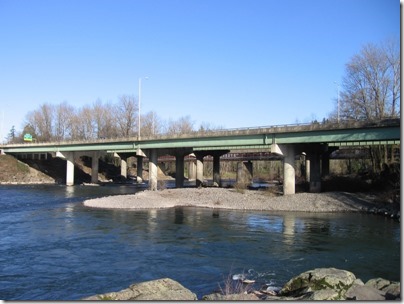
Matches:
[82,278,197,301]
[279,267,400,300]
[280,267,356,299]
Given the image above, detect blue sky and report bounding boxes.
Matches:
[0,0,400,139]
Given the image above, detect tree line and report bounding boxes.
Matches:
[8,96,219,143]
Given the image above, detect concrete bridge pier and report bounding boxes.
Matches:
[90,151,100,184]
[120,158,128,179]
[194,152,207,187]
[148,149,158,191]
[173,148,193,188]
[211,150,229,187]
[187,154,196,180]
[236,160,253,186]
[321,147,336,177]
[305,158,311,182]
[175,154,185,188]
[66,152,75,186]
[309,151,321,192]
[136,148,146,183]
[282,145,296,195]
[55,151,75,186]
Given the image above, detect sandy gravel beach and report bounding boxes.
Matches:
[83,188,379,213]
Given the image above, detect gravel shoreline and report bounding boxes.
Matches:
[83,188,380,213]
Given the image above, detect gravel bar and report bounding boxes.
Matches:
[83,188,379,212]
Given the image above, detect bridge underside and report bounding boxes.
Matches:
[6,141,389,195]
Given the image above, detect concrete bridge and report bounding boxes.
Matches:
[0,119,400,195]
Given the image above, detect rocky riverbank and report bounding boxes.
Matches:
[83,187,400,220]
[83,267,400,301]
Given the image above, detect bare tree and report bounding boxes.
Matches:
[166,116,194,135]
[54,101,75,141]
[141,111,162,137]
[25,103,54,142]
[116,95,138,138]
[338,39,400,121]
[336,39,400,173]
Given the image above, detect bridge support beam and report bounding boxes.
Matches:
[188,155,196,180]
[211,150,229,187]
[120,158,128,179]
[148,149,158,191]
[91,151,99,184]
[195,153,206,187]
[56,151,75,186]
[172,148,193,188]
[66,153,75,186]
[136,157,143,182]
[282,145,296,195]
[305,158,310,182]
[236,161,253,186]
[321,152,329,177]
[175,155,185,188]
[309,151,321,192]
[135,148,147,183]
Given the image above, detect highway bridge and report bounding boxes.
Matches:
[0,119,400,195]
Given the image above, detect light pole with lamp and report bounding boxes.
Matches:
[138,76,148,139]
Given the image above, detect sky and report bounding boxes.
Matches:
[0,0,400,140]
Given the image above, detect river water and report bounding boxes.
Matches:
[0,184,400,300]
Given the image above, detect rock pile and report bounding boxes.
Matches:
[83,267,400,301]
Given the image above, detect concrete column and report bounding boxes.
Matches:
[188,159,196,180]
[65,152,75,186]
[213,154,221,187]
[305,159,310,182]
[149,149,158,191]
[120,157,127,179]
[137,157,143,183]
[196,154,204,187]
[309,151,321,192]
[283,145,295,195]
[91,151,99,184]
[236,161,253,186]
[322,152,330,177]
[175,154,185,188]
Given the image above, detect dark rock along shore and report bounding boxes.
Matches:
[83,267,400,301]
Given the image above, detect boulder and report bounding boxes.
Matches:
[345,284,386,300]
[365,278,401,300]
[82,278,197,301]
[279,267,356,300]
[202,292,260,301]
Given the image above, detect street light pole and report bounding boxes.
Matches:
[138,78,141,139]
[138,77,148,139]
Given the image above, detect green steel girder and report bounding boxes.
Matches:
[1,125,400,154]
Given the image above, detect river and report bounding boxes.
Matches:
[0,184,400,300]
